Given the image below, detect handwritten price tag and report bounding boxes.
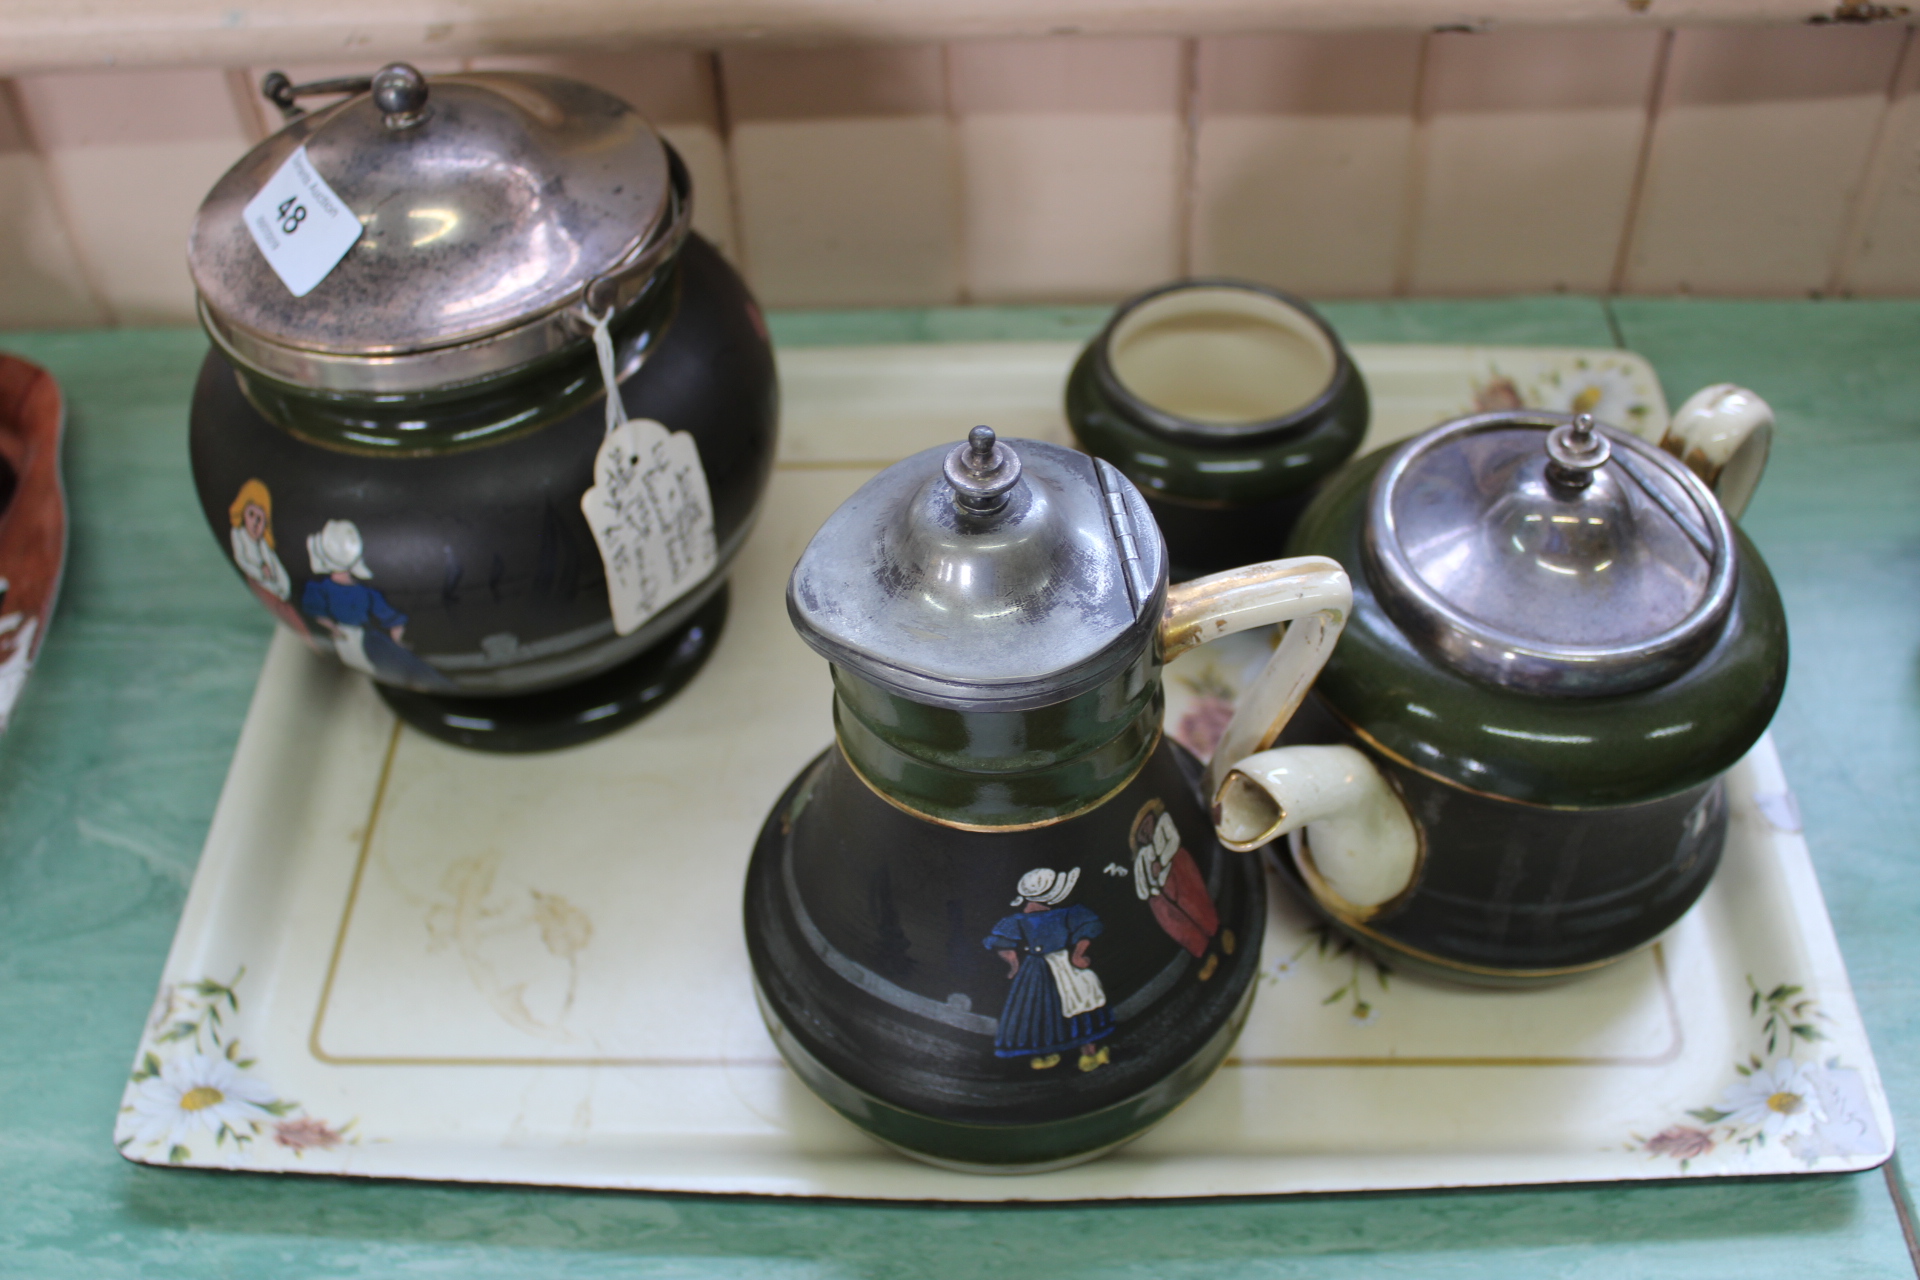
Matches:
[242,145,363,298]
[580,418,719,636]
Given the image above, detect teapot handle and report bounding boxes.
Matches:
[1659,384,1773,520]
[1162,558,1421,917]
[1158,555,1351,803]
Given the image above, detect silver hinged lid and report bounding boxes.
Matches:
[1364,411,1737,697]
[189,65,687,395]
[788,428,1169,712]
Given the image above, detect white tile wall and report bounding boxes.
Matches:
[1408,27,1664,295]
[1,25,1918,330]
[0,83,104,328]
[1845,29,1920,295]
[14,67,255,324]
[1623,24,1908,296]
[949,36,1186,302]
[721,45,961,307]
[1191,32,1424,298]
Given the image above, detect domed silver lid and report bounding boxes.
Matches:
[788,428,1169,712]
[189,65,687,394]
[1364,410,1737,697]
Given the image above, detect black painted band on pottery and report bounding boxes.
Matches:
[190,233,777,701]
[1285,448,1789,809]
[1065,280,1369,576]
[744,741,1264,1164]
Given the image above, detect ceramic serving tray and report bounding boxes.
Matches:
[116,342,1893,1200]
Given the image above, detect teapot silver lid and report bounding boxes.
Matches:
[1364,410,1737,697]
[189,64,687,395]
[788,427,1168,712]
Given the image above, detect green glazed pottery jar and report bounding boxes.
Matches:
[1213,389,1786,986]
[185,64,777,751]
[1066,280,1369,580]
[745,426,1353,1171]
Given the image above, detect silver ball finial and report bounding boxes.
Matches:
[1545,411,1611,491]
[967,425,996,466]
[943,425,1023,515]
[373,63,430,131]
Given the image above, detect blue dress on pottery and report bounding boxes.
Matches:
[984,905,1112,1058]
[301,578,451,689]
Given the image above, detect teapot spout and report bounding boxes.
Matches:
[1213,745,1420,922]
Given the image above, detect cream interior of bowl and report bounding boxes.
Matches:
[1107,287,1338,425]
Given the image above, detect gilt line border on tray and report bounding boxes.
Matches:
[306,720,1687,1072]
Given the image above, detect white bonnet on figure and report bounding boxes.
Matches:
[308,520,373,579]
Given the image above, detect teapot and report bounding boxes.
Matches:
[186,64,777,750]
[1213,388,1785,985]
[744,427,1353,1171]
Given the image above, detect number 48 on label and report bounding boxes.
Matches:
[242,144,363,298]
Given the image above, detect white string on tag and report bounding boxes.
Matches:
[588,307,628,437]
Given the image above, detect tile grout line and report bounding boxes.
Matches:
[1828,24,1918,298]
[1392,32,1435,298]
[1602,296,1628,351]
[1885,1153,1920,1279]
[707,50,753,283]
[941,42,971,306]
[1609,27,1675,298]
[1177,35,1200,280]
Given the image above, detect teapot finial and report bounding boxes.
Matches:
[373,63,431,131]
[1545,412,1611,491]
[942,424,1023,515]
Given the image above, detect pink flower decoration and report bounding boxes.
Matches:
[274,1117,344,1151]
[1175,696,1236,762]
[1645,1125,1714,1160]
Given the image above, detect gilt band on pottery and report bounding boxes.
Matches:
[1066,279,1369,578]
[744,742,1262,1169]
[187,67,779,749]
[1263,401,1786,985]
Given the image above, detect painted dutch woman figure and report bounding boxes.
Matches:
[984,867,1112,1074]
[1131,799,1231,981]
[301,519,451,689]
[226,479,311,643]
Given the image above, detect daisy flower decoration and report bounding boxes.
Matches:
[126,1053,278,1153]
[1717,1058,1826,1141]
[1533,360,1653,432]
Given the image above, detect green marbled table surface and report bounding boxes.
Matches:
[2,296,1917,1277]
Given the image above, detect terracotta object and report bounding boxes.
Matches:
[0,354,66,737]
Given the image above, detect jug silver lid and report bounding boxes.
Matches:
[1364,410,1737,697]
[189,64,686,395]
[788,428,1168,712]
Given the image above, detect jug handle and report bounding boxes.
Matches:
[1659,384,1773,520]
[1158,555,1351,804]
